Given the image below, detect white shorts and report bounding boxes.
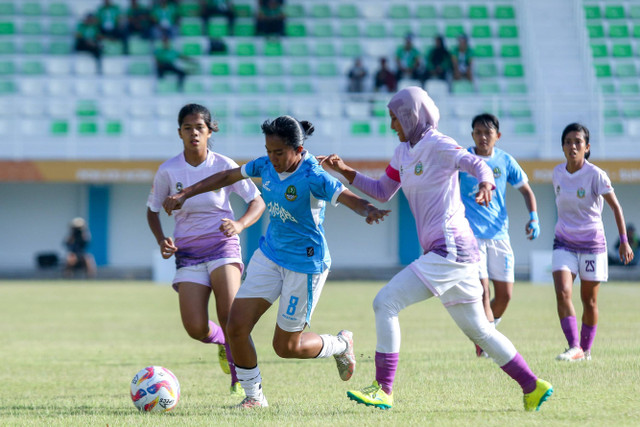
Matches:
[476,238,515,282]
[551,249,608,282]
[236,248,329,332]
[409,252,483,307]
[173,257,243,291]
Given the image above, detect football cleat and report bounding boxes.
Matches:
[235,395,268,408]
[347,381,393,410]
[230,382,246,398]
[334,330,356,381]
[523,379,553,411]
[218,344,230,374]
[556,346,585,362]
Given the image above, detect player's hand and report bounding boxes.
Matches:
[619,242,634,265]
[159,237,178,259]
[365,207,391,224]
[526,220,540,240]
[219,218,243,237]
[163,193,186,215]
[317,154,347,173]
[475,182,493,207]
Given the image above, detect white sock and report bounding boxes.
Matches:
[235,365,264,400]
[315,334,347,358]
[494,317,502,327]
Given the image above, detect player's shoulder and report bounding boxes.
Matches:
[157,152,185,171]
[207,150,239,168]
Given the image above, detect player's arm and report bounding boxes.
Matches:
[603,192,634,265]
[518,182,540,240]
[146,208,177,259]
[163,167,244,214]
[336,189,391,224]
[219,196,266,237]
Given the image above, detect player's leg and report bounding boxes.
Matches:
[486,239,515,323]
[552,249,584,361]
[579,280,600,360]
[491,280,513,321]
[347,266,432,409]
[446,300,553,411]
[177,282,220,342]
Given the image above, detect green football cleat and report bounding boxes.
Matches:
[523,379,553,411]
[218,344,230,375]
[230,382,246,398]
[347,381,393,410]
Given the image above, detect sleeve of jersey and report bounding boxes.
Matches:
[457,149,495,189]
[240,158,261,179]
[311,170,346,206]
[352,170,401,203]
[507,155,528,188]
[146,168,170,212]
[595,169,613,195]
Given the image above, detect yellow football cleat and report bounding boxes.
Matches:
[347,381,393,410]
[218,344,230,375]
[523,379,553,411]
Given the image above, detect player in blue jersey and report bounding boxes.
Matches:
[163,115,390,408]
[459,114,539,355]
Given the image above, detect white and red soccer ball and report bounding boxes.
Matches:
[130,366,180,412]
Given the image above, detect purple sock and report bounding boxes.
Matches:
[375,352,399,395]
[500,353,537,394]
[225,342,239,385]
[560,316,579,348]
[580,323,597,352]
[200,320,225,345]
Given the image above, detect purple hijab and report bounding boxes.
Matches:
[387,86,440,145]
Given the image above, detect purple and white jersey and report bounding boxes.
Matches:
[552,160,612,254]
[388,129,495,263]
[147,151,261,268]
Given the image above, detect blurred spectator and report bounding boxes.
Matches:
[96,0,129,54]
[451,34,473,81]
[395,33,422,82]
[64,217,97,279]
[127,0,153,39]
[151,0,180,39]
[74,13,103,73]
[424,35,452,83]
[208,37,228,54]
[373,57,397,92]
[347,58,368,93]
[154,35,197,91]
[256,0,285,37]
[199,0,236,33]
[610,224,639,266]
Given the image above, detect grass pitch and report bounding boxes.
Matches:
[1,280,639,426]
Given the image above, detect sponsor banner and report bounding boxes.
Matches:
[1,160,640,183]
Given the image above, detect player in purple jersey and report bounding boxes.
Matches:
[552,123,634,362]
[319,87,552,411]
[146,104,266,397]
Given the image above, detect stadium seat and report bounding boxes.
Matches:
[76,100,99,117]
[21,2,42,16]
[604,122,624,135]
[0,21,15,34]
[316,61,338,76]
[312,22,333,37]
[503,63,524,77]
[290,62,311,76]
[0,60,14,75]
[442,5,463,19]
[237,81,259,93]
[605,5,625,20]
[51,120,69,135]
[49,41,72,55]
[365,22,387,38]
[619,82,640,95]
[609,24,629,38]
[336,4,359,19]
[474,44,495,58]
[587,24,605,38]
[263,41,282,56]
[285,22,306,37]
[445,24,465,38]
[105,120,123,136]
[501,44,521,58]
[49,21,71,36]
[21,21,43,35]
[48,3,70,16]
[178,1,200,17]
[0,2,15,15]
[351,121,372,135]
[233,3,253,18]
[284,4,304,19]
[341,42,362,57]
[22,41,44,55]
[612,43,633,58]
[391,23,411,38]
[615,63,636,77]
[262,61,283,76]
[233,19,255,36]
[210,62,230,76]
[506,82,528,94]
[78,121,98,136]
[0,40,15,54]
[417,25,439,38]
[416,5,437,19]
[584,5,601,19]
[236,62,257,76]
[315,42,335,56]
[494,5,515,19]
[591,43,608,57]
[291,82,314,93]
[471,24,492,38]
[311,4,331,19]
[128,61,153,76]
[469,5,489,19]
[235,42,256,56]
[265,81,286,94]
[208,18,229,37]
[452,80,475,94]
[622,102,640,118]
[388,5,410,19]
[475,62,498,78]
[287,42,308,56]
[478,80,501,94]
[633,24,640,38]
[600,82,615,94]
[21,60,45,75]
[211,81,232,93]
[498,25,518,38]
[514,122,535,135]
[183,80,205,94]
[339,23,360,38]
[594,63,612,78]
[180,18,203,36]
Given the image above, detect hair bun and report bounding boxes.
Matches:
[299,120,315,137]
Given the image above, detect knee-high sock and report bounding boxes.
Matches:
[501,353,537,394]
[580,323,597,352]
[375,352,398,395]
[225,342,239,385]
[316,334,347,358]
[235,365,263,400]
[200,320,225,345]
[560,316,579,348]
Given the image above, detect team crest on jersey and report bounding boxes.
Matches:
[285,185,298,201]
[414,161,423,176]
[176,182,183,192]
[577,187,585,198]
[493,167,502,178]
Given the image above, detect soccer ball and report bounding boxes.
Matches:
[130,366,180,412]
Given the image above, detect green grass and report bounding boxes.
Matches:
[1,280,639,426]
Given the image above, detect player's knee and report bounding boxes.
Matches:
[272,340,297,358]
[373,291,396,316]
[184,323,209,341]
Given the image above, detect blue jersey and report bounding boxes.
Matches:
[459,147,528,240]
[242,151,345,274]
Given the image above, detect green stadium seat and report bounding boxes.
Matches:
[452,80,475,94]
[21,60,45,75]
[615,63,636,77]
[208,19,229,37]
[478,81,500,94]
[233,3,253,18]
[21,21,43,35]
[474,44,495,58]
[284,4,304,18]
[316,61,338,76]
[498,25,518,38]
[287,42,308,56]
[49,21,71,36]
[128,61,153,75]
[312,22,333,37]
[182,80,204,93]
[494,5,515,19]
[604,122,624,135]
[105,121,123,136]
[315,42,335,56]
[622,102,640,118]
[0,3,15,15]
[372,101,387,117]
[508,102,532,118]
[265,82,286,94]
[76,100,99,117]
[339,23,359,38]
[609,24,629,38]
[503,63,524,77]
[233,20,255,36]
[442,5,463,19]
[591,43,608,57]
[21,2,42,15]
[351,121,371,135]
[612,43,632,58]
[236,62,256,76]
[630,5,640,19]
[389,5,410,19]
[156,78,179,93]
[475,62,498,78]
[416,5,437,19]
[78,121,98,135]
[241,122,262,135]
[341,42,362,57]
[285,22,306,37]
[235,42,256,56]
[48,3,71,16]
[210,62,230,75]
[0,21,15,34]
[392,23,412,39]
[417,25,438,38]
[469,5,489,19]
[633,24,640,38]
[584,5,601,20]
[0,40,14,54]
[51,120,68,135]
[263,41,282,56]
[237,103,260,117]
[182,42,203,56]
[337,4,358,19]
[262,62,283,76]
[49,41,72,55]
[129,38,152,55]
[600,82,615,94]
[587,24,604,38]
[603,103,619,118]
[501,44,521,58]
[291,82,314,93]
[365,23,386,38]
[290,62,311,76]
[178,0,199,16]
[594,63,612,78]
[22,41,44,55]
[514,122,535,135]
[0,79,15,93]
[507,82,528,94]
[0,60,13,75]
[311,4,331,19]
[180,19,203,36]
[211,81,232,93]
[605,5,625,19]
[445,24,465,38]
[471,24,492,38]
[619,82,640,95]
[104,40,125,56]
